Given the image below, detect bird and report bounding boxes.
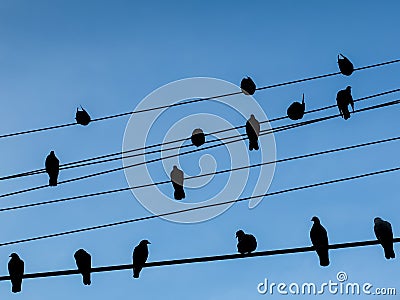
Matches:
[310,216,330,266]
[8,253,24,293]
[336,86,354,120]
[287,94,306,120]
[191,128,205,147]
[240,77,256,95]
[337,53,354,76]
[170,165,185,200]
[132,240,151,278]
[74,249,92,285]
[45,151,60,186]
[75,106,91,126]
[374,217,395,259]
[236,230,257,254]
[245,114,260,151]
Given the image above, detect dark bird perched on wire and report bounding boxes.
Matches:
[191,128,205,147]
[45,151,60,186]
[374,217,395,260]
[8,253,24,293]
[236,230,257,254]
[241,77,256,95]
[74,249,92,285]
[310,216,330,267]
[171,165,185,200]
[337,53,354,76]
[75,106,91,126]
[336,86,354,120]
[287,94,306,120]
[132,240,151,278]
[246,114,260,151]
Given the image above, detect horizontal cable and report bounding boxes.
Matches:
[0,98,398,200]
[0,58,398,140]
[0,237,398,280]
[0,165,397,247]
[0,135,398,213]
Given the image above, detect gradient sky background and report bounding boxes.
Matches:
[0,0,399,299]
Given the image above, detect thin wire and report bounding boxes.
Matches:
[2,88,398,182]
[0,135,398,213]
[0,165,398,247]
[0,237,398,280]
[0,58,398,140]
[0,98,397,200]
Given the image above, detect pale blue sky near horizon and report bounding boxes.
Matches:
[0,0,399,299]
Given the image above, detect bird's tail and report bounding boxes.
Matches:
[384,246,396,259]
[83,272,91,285]
[249,139,259,151]
[12,282,21,293]
[133,267,142,278]
[317,249,330,267]
[342,109,350,120]
[49,177,58,186]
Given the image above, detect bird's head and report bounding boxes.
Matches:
[9,253,19,259]
[50,150,55,155]
[374,217,383,224]
[140,240,151,245]
[346,86,352,91]
[311,216,320,223]
[250,114,255,119]
[236,230,245,238]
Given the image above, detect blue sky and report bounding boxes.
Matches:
[0,0,399,299]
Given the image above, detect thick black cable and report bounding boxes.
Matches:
[0,165,397,247]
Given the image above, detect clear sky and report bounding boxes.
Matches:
[0,0,399,299]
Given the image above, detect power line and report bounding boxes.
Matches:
[2,88,398,182]
[0,98,398,200]
[0,135,398,213]
[0,237,398,281]
[0,58,399,140]
[0,165,398,247]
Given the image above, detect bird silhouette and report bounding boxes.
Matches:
[241,77,256,95]
[45,151,60,186]
[132,240,151,278]
[246,114,260,151]
[74,249,92,285]
[236,230,257,254]
[171,165,185,200]
[336,86,354,120]
[310,216,330,267]
[374,217,395,259]
[191,128,205,147]
[75,106,91,126]
[8,253,24,293]
[287,94,306,120]
[337,53,354,76]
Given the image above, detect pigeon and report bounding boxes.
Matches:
[170,165,185,200]
[75,106,91,126]
[310,216,330,267]
[191,128,205,147]
[45,151,60,186]
[132,240,151,278]
[338,53,354,76]
[8,253,24,293]
[336,86,354,120]
[287,94,306,120]
[240,77,256,95]
[236,230,257,254]
[374,217,395,259]
[74,249,92,285]
[245,114,260,151]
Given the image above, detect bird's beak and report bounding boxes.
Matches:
[148,241,151,244]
